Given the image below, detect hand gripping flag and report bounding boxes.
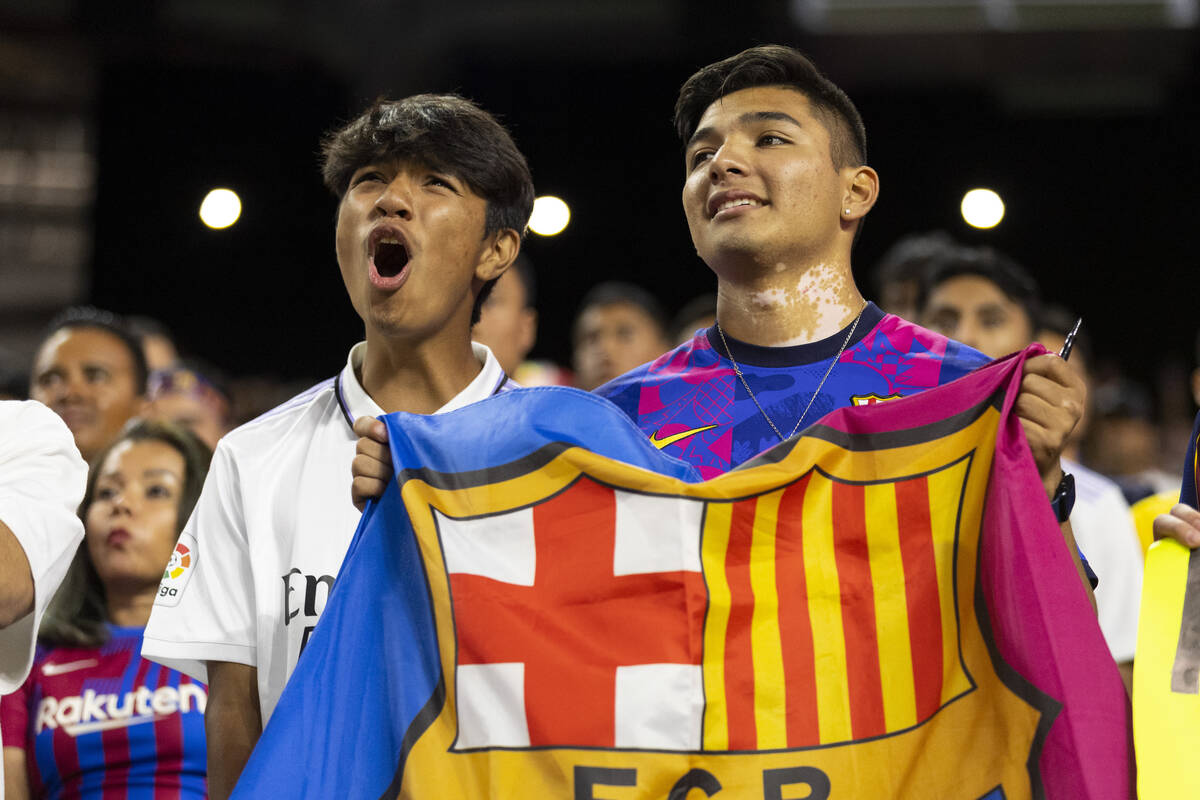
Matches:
[234,348,1130,799]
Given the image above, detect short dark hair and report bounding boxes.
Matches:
[40,307,149,395]
[918,245,1042,332]
[39,420,213,648]
[674,44,867,169]
[573,282,668,343]
[320,94,535,325]
[871,231,958,298]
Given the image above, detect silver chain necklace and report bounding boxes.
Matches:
[716,305,865,443]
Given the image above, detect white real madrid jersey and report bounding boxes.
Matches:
[142,341,511,722]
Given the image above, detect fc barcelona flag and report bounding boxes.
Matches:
[233,348,1130,799]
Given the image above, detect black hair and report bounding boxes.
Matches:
[674,44,867,169]
[918,245,1042,333]
[573,282,668,342]
[39,420,212,648]
[39,307,150,395]
[320,94,535,325]
[871,231,958,299]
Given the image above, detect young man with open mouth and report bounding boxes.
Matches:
[141,93,534,797]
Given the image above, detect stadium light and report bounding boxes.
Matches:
[200,188,242,229]
[529,195,570,236]
[960,188,1004,229]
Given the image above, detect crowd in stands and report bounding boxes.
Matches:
[0,43,1194,798]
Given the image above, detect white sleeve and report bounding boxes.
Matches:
[142,439,257,683]
[1070,486,1144,663]
[0,400,87,694]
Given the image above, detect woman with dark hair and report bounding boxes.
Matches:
[2,420,211,798]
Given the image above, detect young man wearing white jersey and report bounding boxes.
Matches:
[141,94,534,797]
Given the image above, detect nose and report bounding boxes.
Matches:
[374,174,413,219]
[107,489,135,516]
[60,371,88,404]
[708,142,749,182]
[954,319,981,352]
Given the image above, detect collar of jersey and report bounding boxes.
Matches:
[335,341,507,426]
[703,302,883,368]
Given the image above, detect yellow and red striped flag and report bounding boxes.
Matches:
[236,349,1132,799]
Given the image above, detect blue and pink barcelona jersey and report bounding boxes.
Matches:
[596,303,990,478]
[0,625,207,799]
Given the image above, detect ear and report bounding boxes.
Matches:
[475,228,521,282]
[840,165,880,222]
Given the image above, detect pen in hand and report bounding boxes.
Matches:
[1058,318,1082,361]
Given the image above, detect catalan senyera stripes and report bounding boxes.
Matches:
[699,461,970,750]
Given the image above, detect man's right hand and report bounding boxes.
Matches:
[1153,503,1200,548]
[352,416,393,511]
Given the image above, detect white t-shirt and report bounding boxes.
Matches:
[0,400,88,800]
[141,342,511,722]
[1065,458,1144,663]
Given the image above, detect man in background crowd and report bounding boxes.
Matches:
[921,246,1141,686]
[471,254,538,377]
[870,230,956,322]
[572,281,670,391]
[143,361,235,450]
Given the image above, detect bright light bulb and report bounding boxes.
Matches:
[199,188,242,229]
[960,188,1004,229]
[528,195,570,236]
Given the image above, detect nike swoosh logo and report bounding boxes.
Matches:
[42,659,98,676]
[649,424,718,449]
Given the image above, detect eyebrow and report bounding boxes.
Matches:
[687,111,805,149]
[143,468,181,479]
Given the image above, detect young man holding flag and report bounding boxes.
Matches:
[354,45,1090,588]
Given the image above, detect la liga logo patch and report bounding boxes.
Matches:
[165,542,192,580]
[155,532,198,608]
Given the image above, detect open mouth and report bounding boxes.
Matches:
[373,240,410,278]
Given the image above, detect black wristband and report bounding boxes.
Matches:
[1049,472,1076,524]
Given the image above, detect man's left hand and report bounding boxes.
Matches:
[1015,353,1086,495]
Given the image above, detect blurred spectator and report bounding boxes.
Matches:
[29,307,147,463]
[1,421,210,797]
[471,255,538,376]
[144,361,235,450]
[1085,378,1181,504]
[922,253,1142,686]
[871,230,957,321]
[919,244,1039,359]
[572,282,670,391]
[670,293,717,346]
[126,316,180,372]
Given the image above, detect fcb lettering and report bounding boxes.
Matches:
[573,763,831,799]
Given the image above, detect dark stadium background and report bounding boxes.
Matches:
[5,4,1196,389]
